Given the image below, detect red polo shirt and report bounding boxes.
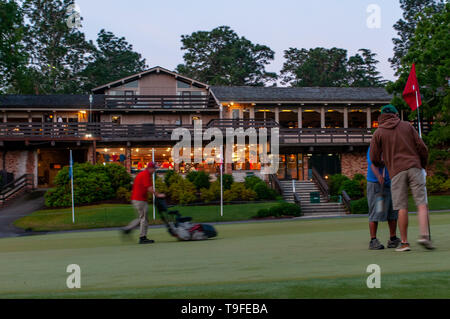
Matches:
[131,169,153,201]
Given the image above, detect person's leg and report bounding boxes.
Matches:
[138,201,149,238]
[369,221,378,239]
[388,219,397,238]
[123,200,141,232]
[417,204,430,237]
[391,171,410,246]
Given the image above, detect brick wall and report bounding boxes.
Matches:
[341,152,367,179]
[0,150,37,186]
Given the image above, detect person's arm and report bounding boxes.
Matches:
[370,164,384,185]
[148,186,165,198]
[369,133,383,168]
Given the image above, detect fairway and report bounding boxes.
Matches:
[1,213,450,299]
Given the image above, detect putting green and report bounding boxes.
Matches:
[0,213,449,299]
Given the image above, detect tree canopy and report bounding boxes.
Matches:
[280,47,385,87]
[176,26,277,86]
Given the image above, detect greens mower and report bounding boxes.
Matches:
[155,197,218,241]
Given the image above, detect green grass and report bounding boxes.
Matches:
[14,202,282,232]
[408,195,450,211]
[1,212,450,298]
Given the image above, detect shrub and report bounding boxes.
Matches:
[222,174,234,190]
[328,174,350,196]
[223,183,257,202]
[168,178,197,205]
[338,179,363,199]
[200,181,221,203]
[427,175,447,194]
[352,174,365,182]
[164,170,177,187]
[253,182,277,200]
[103,164,132,191]
[45,163,122,207]
[256,209,271,218]
[256,203,302,218]
[186,171,211,190]
[244,175,263,190]
[350,197,369,214]
[116,187,131,203]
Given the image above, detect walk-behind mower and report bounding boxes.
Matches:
[155,197,217,241]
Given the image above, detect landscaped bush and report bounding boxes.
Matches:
[116,187,131,203]
[223,183,257,202]
[338,179,363,199]
[168,177,197,205]
[45,163,130,208]
[200,180,221,203]
[328,174,350,196]
[350,197,369,214]
[244,175,277,200]
[427,174,449,194]
[186,171,211,190]
[256,202,302,218]
[164,170,177,187]
[222,174,234,190]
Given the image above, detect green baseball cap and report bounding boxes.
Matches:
[381,104,399,114]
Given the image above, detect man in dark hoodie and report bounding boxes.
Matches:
[370,104,433,252]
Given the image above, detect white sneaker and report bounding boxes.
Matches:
[417,236,435,250]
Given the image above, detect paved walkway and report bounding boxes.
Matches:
[0,190,46,238]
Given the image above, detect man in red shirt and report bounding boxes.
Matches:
[122,162,165,244]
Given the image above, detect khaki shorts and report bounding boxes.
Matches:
[391,167,428,210]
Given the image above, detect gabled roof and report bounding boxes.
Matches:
[92,66,210,93]
[211,86,392,103]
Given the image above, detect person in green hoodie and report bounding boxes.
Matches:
[370,105,433,252]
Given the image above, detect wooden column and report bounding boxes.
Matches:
[275,107,280,124]
[367,107,371,128]
[125,146,131,174]
[344,107,348,128]
[321,107,325,128]
[298,107,302,128]
[250,107,255,120]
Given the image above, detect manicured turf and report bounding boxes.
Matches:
[1,212,450,298]
[408,195,450,211]
[13,202,282,232]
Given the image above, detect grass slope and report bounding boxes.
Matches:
[14,202,281,232]
[1,212,450,298]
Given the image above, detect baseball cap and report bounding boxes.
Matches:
[147,162,158,169]
[381,104,399,114]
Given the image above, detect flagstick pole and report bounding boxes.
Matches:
[416,90,422,138]
[220,145,223,217]
[152,148,156,220]
[70,149,75,224]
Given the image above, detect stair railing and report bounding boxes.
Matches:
[311,167,330,202]
[0,174,34,206]
[341,190,352,213]
[269,174,283,196]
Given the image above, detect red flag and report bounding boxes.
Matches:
[403,63,422,111]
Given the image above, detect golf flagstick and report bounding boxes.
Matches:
[70,149,75,224]
[220,145,223,217]
[152,148,155,220]
[416,89,422,138]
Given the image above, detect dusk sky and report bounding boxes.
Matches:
[76,0,403,82]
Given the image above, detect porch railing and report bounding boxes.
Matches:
[104,95,216,109]
[0,122,373,144]
[269,174,283,196]
[0,174,34,206]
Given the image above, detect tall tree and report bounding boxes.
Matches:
[280,47,348,87]
[390,0,445,74]
[82,29,148,91]
[281,47,384,87]
[0,0,30,93]
[176,26,276,86]
[386,3,449,147]
[21,0,95,94]
[346,49,385,87]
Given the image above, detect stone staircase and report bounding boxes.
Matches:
[279,180,346,216]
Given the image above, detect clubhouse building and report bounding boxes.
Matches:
[0,66,397,188]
